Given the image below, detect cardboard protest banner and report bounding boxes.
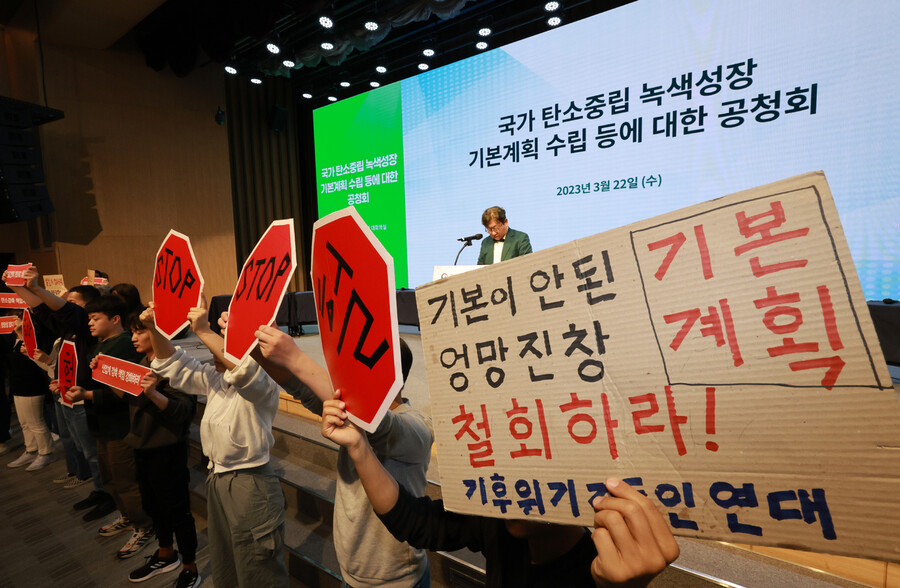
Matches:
[92,354,151,397]
[224,219,297,364]
[152,230,205,339]
[0,294,28,309]
[5,264,30,286]
[21,308,36,359]
[311,206,402,433]
[415,172,900,562]
[58,340,77,407]
[43,274,67,297]
[0,316,16,334]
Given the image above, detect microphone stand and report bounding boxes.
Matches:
[454,238,476,265]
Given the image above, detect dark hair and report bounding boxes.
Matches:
[111,283,143,313]
[481,206,507,227]
[399,338,413,383]
[67,285,101,304]
[126,307,148,332]
[84,294,129,321]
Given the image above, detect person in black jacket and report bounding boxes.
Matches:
[321,390,679,588]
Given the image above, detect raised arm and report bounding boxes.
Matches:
[187,292,235,371]
[2,265,45,308]
[255,323,332,402]
[140,304,176,360]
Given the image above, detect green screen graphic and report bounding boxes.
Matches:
[313,84,408,288]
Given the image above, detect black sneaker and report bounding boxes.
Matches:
[128,550,180,583]
[73,490,105,511]
[83,496,117,522]
[173,567,201,588]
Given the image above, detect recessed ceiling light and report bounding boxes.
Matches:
[250,77,262,84]
[266,43,280,54]
[370,81,381,88]
[545,1,560,11]
[478,27,492,37]
[321,41,334,51]
[340,81,350,87]
[224,65,237,75]
[328,96,337,102]
[319,16,333,29]
[302,93,313,99]
[282,59,295,68]
[476,41,489,50]
[375,65,387,74]
[364,20,378,31]
[418,63,429,71]
[548,16,562,26]
[423,48,435,57]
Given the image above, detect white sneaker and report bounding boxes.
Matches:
[26,453,56,471]
[7,451,37,468]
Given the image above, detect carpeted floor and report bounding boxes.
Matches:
[0,436,214,588]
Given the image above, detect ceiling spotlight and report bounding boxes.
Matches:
[418,63,429,71]
[547,16,562,26]
[266,43,280,54]
[340,81,350,87]
[321,41,334,51]
[370,81,381,88]
[364,20,379,31]
[422,48,435,57]
[476,41,489,50]
[375,65,387,74]
[302,92,313,99]
[282,59,295,68]
[328,96,337,102]
[477,27,492,37]
[545,1,560,11]
[224,65,237,75]
[250,77,262,85]
[319,16,334,29]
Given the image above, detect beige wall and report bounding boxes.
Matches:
[1,23,238,298]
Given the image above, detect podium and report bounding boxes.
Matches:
[433,265,479,281]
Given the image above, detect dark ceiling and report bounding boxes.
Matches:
[132,0,634,108]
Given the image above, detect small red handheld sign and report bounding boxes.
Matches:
[224,219,297,364]
[59,340,77,407]
[0,294,28,309]
[92,354,152,397]
[311,206,401,433]
[0,316,16,334]
[152,230,205,339]
[22,308,37,359]
[4,264,30,286]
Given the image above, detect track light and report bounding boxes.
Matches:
[545,1,560,11]
[250,77,262,84]
[266,42,280,54]
[283,59,295,68]
[548,16,562,26]
[224,65,237,75]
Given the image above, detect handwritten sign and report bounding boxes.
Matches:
[0,316,16,334]
[152,230,205,339]
[59,340,77,407]
[5,264,30,286]
[92,354,151,397]
[311,207,401,433]
[415,172,899,562]
[21,308,36,359]
[0,294,28,309]
[43,274,67,297]
[224,219,297,364]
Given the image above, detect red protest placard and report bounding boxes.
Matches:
[311,206,401,433]
[59,340,77,407]
[0,316,16,334]
[21,308,36,359]
[92,354,151,397]
[152,230,205,339]
[224,219,297,364]
[0,294,28,309]
[4,263,30,286]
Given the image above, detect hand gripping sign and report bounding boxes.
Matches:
[311,206,401,433]
[22,308,37,359]
[224,219,297,364]
[153,230,205,339]
[4,263,30,286]
[59,340,77,407]
[92,354,152,397]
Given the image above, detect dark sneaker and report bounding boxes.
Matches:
[83,496,117,521]
[173,567,201,588]
[73,490,106,511]
[117,527,155,559]
[129,550,180,583]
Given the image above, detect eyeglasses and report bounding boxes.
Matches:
[485,223,505,234]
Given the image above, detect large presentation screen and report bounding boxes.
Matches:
[313,0,899,299]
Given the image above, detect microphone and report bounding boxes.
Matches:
[457,233,483,242]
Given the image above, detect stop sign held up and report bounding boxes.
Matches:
[312,207,401,433]
[152,230,205,339]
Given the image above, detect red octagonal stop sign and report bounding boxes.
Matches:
[311,207,400,433]
[225,219,297,365]
[153,230,205,339]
